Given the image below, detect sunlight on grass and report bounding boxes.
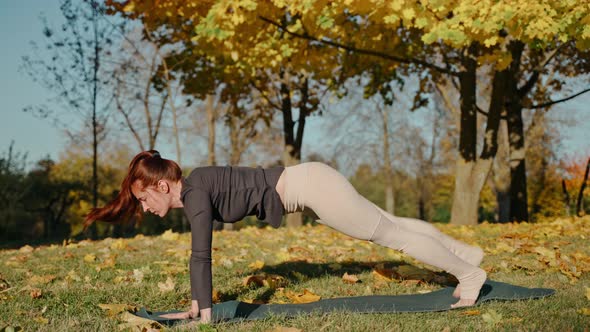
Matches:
[1,217,589,331]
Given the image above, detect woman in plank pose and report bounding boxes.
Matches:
[85,150,486,323]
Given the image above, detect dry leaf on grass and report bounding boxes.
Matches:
[285,289,321,304]
[28,275,56,286]
[30,288,42,299]
[117,311,162,331]
[157,277,175,292]
[342,272,360,284]
[161,229,179,241]
[461,309,481,316]
[249,260,265,270]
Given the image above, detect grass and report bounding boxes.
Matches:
[1,216,589,331]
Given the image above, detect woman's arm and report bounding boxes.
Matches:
[184,189,215,314]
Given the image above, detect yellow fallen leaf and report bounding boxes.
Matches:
[157,277,175,292]
[342,272,360,284]
[585,287,590,301]
[28,275,56,286]
[98,254,117,269]
[118,311,162,330]
[161,229,179,241]
[84,254,96,262]
[285,289,321,304]
[482,310,503,325]
[33,316,49,324]
[97,303,138,317]
[249,260,265,270]
[578,308,590,315]
[19,245,34,253]
[243,275,266,288]
[461,309,481,316]
[110,239,128,250]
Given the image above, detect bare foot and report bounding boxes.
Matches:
[452,285,461,298]
[451,298,476,308]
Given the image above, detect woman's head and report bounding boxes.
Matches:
[84,150,182,228]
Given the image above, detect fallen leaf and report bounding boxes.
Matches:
[110,239,128,250]
[249,260,265,270]
[578,308,590,315]
[157,277,175,292]
[28,275,56,286]
[117,311,162,330]
[397,265,434,282]
[285,289,321,304]
[372,268,398,281]
[84,254,96,262]
[32,316,49,325]
[243,275,266,288]
[461,309,481,316]
[342,272,360,284]
[19,245,34,253]
[586,287,590,301]
[161,229,179,241]
[30,288,42,299]
[98,254,117,269]
[482,310,503,325]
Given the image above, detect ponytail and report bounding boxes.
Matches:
[83,150,182,228]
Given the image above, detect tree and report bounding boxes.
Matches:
[22,0,120,237]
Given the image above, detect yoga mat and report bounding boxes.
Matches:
[134,279,554,325]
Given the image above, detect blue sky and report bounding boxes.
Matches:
[1,1,589,169]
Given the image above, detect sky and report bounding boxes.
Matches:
[1,1,589,170]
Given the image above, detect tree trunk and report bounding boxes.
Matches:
[206,95,217,167]
[450,50,480,225]
[493,119,511,223]
[576,157,590,217]
[281,72,309,228]
[506,42,529,222]
[89,5,100,239]
[451,49,503,225]
[378,104,395,214]
[205,95,224,231]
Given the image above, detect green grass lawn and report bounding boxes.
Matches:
[1,217,589,331]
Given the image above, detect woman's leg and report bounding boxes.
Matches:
[372,204,484,267]
[284,162,486,307]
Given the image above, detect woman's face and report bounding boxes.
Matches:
[131,180,172,218]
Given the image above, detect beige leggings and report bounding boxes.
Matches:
[282,162,483,287]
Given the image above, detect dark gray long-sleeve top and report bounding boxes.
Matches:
[179,165,285,310]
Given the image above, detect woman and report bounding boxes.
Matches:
[85,150,486,323]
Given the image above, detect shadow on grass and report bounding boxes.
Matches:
[215,260,458,303]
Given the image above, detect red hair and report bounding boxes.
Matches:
[84,150,182,228]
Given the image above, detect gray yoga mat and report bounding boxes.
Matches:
[134,279,555,325]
